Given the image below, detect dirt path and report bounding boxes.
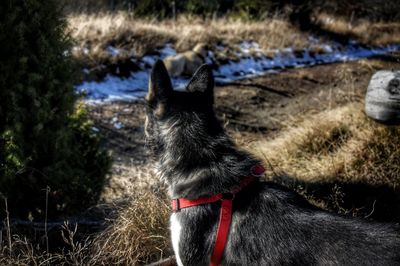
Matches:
[87,55,400,202]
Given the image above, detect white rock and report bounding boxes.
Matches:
[365,70,400,125]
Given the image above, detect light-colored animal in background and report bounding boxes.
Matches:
[163,43,208,77]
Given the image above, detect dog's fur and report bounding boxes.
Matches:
[145,60,400,265]
[163,43,208,77]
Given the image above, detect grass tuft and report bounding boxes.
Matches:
[89,188,171,265]
[253,103,400,187]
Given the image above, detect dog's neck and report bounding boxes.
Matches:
[155,116,259,199]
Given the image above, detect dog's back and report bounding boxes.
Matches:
[145,60,400,265]
[223,182,400,265]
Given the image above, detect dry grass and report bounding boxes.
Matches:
[4,79,400,264]
[90,189,171,265]
[4,3,400,263]
[252,102,400,187]
[4,103,400,264]
[67,13,309,67]
[315,13,400,46]
[67,12,400,72]
[0,223,92,265]
[1,187,171,265]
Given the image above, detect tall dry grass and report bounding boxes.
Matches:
[67,12,400,71]
[315,13,400,46]
[3,87,400,265]
[67,13,309,67]
[252,102,400,187]
[1,188,171,265]
[90,189,171,265]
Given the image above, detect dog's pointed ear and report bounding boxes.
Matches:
[186,64,214,101]
[147,60,172,103]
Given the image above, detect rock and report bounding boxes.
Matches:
[365,70,400,125]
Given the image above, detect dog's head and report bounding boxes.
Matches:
[145,60,221,159]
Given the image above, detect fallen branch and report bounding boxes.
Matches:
[216,81,292,97]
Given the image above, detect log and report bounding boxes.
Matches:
[365,70,400,125]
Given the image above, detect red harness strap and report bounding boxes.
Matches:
[171,164,265,266]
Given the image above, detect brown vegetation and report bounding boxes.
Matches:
[315,13,400,46]
[253,103,400,187]
[1,189,171,265]
[67,13,309,69]
[3,2,400,264]
[90,189,171,265]
[4,56,400,265]
[67,12,400,75]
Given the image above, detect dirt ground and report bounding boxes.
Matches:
[87,53,400,202]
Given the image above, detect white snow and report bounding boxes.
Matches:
[106,45,122,56]
[114,122,124,129]
[111,117,124,129]
[159,43,177,57]
[75,40,400,103]
[238,41,262,55]
[79,71,149,103]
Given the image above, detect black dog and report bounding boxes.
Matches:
[145,60,400,265]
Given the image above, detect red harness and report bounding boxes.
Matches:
[171,164,265,266]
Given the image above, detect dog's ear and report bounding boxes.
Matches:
[147,60,172,103]
[186,64,214,102]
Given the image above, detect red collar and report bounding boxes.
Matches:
[171,164,265,266]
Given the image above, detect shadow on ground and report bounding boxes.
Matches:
[275,175,400,223]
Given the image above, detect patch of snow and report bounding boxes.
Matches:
[205,50,215,64]
[114,122,124,129]
[215,42,400,82]
[72,46,90,55]
[216,44,225,51]
[159,43,177,58]
[141,55,157,67]
[238,41,262,54]
[76,41,400,103]
[111,117,124,129]
[106,46,121,56]
[82,47,90,55]
[76,69,189,104]
[77,72,148,103]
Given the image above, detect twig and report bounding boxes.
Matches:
[44,186,50,259]
[9,219,104,229]
[146,256,176,266]
[4,198,12,256]
[302,76,322,84]
[216,81,292,97]
[0,227,2,251]
[364,200,377,219]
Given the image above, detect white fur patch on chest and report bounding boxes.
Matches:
[170,214,184,266]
